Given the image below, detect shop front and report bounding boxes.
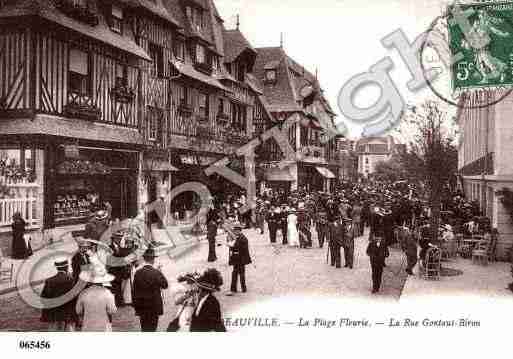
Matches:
[298,163,336,193]
[48,144,139,227]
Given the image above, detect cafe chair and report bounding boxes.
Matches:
[472,240,490,266]
[0,260,14,283]
[423,246,441,281]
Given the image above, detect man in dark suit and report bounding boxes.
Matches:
[133,248,169,332]
[328,216,344,268]
[343,218,355,269]
[206,216,218,262]
[315,209,329,248]
[40,259,77,331]
[366,236,390,293]
[266,207,280,244]
[190,268,226,332]
[278,205,288,245]
[107,231,133,307]
[71,241,92,284]
[226,222,252,296]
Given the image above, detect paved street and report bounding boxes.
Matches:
[0,227,408,331]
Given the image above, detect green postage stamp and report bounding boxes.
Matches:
[448,1,513,90]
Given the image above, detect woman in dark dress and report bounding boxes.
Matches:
[11,212,30,259]
[189,268,226,332]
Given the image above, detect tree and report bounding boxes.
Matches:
[373,156,406,183]
[399,101,458,242]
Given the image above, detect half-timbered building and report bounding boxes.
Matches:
[0,0,153,232]
[252,46,340,193]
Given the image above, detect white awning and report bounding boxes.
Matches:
[316,167,336,179]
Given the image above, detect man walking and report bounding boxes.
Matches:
[315,209,329,249]
[266,207,280,244]
[343,218,355,269]
[328,216,344,268]
[133,248,169,332]
[226,222,252,296]
[366,236,389,293]
[40,259,77,331]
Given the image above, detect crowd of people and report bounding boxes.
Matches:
[33,178,501,332]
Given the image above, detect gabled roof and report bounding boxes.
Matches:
[253,47,302,113]
[223,29,256,64]
[0,0,151,61]
[122,0,182,27]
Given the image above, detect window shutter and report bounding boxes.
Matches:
[70,49,88,75]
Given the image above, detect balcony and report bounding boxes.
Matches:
[64,92,102,121]
[56,0,99,26]
[194,61,213,75]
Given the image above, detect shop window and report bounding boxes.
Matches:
[148,107,163,142]
[149,42,164,78]
[0,148,36,185]
[69,48,91,96]
[110,4,123,34]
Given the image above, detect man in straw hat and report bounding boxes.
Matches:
[84,209,110,243]
[40,259,77,331]
[133,247,169,331]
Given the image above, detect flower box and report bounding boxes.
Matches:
[111,85,136,103]
[64,101,102,121]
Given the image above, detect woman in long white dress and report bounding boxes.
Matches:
[287,209,300,247]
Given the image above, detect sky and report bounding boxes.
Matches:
[214,0,455,141]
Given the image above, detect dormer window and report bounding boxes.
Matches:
[110,4,123,34]
[265,69,277,83]
[186,6,204,31]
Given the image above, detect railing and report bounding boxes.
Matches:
[0,184,39,231]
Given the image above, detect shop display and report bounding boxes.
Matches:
[53,179,101,224]
[57,159,111,175]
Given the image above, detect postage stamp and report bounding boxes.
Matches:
[448,1,513,90]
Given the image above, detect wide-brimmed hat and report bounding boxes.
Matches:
[79,263,114,284]
[195,268,223,292]
[94,210,109,221]
[78,240,93,248]
[231,221,243,230]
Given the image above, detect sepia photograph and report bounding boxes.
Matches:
[0,0,511,356]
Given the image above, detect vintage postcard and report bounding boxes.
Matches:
[0,0,511,356]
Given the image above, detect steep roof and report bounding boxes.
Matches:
[253,47,302,113]
[0,0,151,61]
[223,29,256,64]
[122,0,181,27]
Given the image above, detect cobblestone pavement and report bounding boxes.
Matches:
[0,228,408,331]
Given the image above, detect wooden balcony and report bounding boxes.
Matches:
[64,92,102,121]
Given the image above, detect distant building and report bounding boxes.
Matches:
[355,136,396,178]
[456,91,513,260]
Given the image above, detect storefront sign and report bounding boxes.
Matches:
[64,145,80,159]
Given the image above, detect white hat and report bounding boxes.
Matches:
[79,261,114,284]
